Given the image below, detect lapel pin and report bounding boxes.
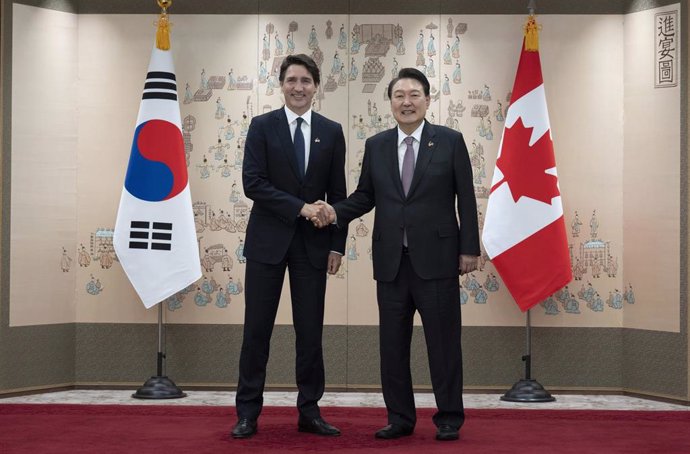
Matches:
[428,141,434,147]
[314,138,321,143]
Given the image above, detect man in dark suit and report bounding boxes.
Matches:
[315,68,479,441]
[231,54,347,439]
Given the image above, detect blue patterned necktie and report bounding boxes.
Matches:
[294,117,305,176]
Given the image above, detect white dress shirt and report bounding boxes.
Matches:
[285,106,312,172]
[396,120,425,176]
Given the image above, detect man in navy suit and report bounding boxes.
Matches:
[315,68,479,441]
[232,54,347,439]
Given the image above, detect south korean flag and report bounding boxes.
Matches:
[114,43,201,308]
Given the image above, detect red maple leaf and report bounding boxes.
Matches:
[491,117,560,204]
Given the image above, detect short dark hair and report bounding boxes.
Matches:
[279,54,320,86]
[387,67,430,98]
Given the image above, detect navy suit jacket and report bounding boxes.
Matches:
[242,108,348,269]
[334,122,480,281]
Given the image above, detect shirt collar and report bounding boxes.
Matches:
[397,120,425,147]
[284,106,312,126]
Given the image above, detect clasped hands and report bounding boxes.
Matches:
[300,201,335,228]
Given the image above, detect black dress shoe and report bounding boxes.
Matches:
[231,418,257,439]
[297,416,341,436]
[374,424,414,439]
[435,424,459,441]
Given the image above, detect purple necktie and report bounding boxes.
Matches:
[402,136,415,246]
[402,136,415,196]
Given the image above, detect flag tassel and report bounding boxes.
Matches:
[524,15,539,51]
[155,0,172,50]
[155,12,170,50]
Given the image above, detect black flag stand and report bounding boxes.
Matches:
[500,309,555,402]
[132,303,187,399]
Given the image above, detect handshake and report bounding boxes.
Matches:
[300,201,336,229]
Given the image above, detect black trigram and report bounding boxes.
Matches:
[142,71,177,101]
[128,221,173,251]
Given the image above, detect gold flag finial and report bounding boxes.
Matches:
[156,0,172,50]
[524,14,540,52]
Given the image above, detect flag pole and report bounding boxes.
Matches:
[500,309,554,402]
[132,302,187,399]
[129,0,186,399]
[499,0,556,404]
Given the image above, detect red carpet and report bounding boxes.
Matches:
[1,404,689,453]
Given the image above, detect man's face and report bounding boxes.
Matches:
[281,64,317,115]
[390,78,430,132]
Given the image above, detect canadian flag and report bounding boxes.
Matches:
[482,32,572,312]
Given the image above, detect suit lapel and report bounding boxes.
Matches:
[275,108,302,182]
[305,113,320,180]
[407,121,435,198]
[385,128,405,198]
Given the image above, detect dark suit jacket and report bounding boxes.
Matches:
[335,122,480,282]
[242,108,348,269]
